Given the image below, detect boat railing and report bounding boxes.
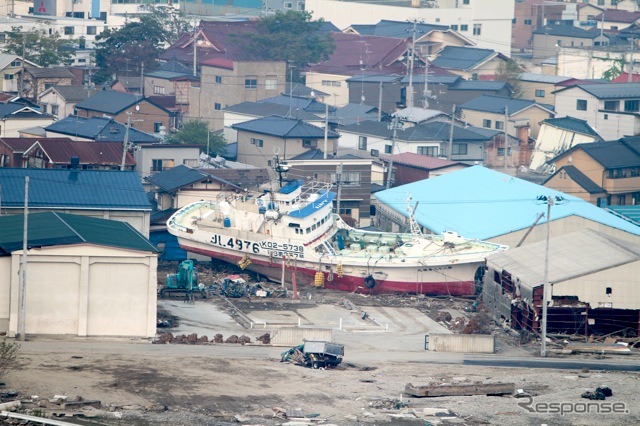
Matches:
[299,180,332,201]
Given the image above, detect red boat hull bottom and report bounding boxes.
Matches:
[181,245,476,296]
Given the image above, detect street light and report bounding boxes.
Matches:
[536,194,565,357]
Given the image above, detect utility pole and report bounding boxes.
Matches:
[448,104,456,160]
[503,106,509,170]
[20,34,25,97]
[406,19,421,109]
[541,195,554,357]
[192,22,197,77]
[18,176,29,341]
[140,62,144,97]
[323,102,329,159]
[629,38,635,83]
[120,113,132,170]
[386,116,401,189]
[287,62,295,118]
[422,54,430,108]
[335,163,343,215]
[378,81,383,122]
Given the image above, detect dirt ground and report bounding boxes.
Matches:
[2,261,640,425]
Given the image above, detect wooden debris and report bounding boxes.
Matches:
[404,382,515,398]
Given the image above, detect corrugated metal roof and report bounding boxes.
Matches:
[145,164,240,192]
[449,80,509,91]
[0,168,151,210]
[486,229,640,291]
[541,117,601,138]
[0,137,42,151]
[595,9,640,23]
[353,20,450,38]
[374,165,640,239]
[257,95,333,114]
[0,211,158,254]
[519,72,571,84]
[75,90,140,114]
[559,137,640,168]
[431,46,497,70]
[224,101,320,120]
[232,116,339,139]
[460,95,554,114]
[26,67,75,79]
[339,120,492,142]
[45,116,159,143]
[25,139,134,166]
[47,85,97,102]
[573,82,640,99]
[379,152,465,170]
[606,205,640,226]
[533,25,602,38]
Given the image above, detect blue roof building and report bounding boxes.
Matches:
[374,166,640,245]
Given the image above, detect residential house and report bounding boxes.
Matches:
[546,136,640,206]
[190,58,287,131]
[21,67,75,101]
[304,0,515,55]
[543,165,606,205]
[556,44,637,80]
[338,120,492,165]
[0,167,153,237]
[594,9,640,31]
[133,143,202,182]
[616,0,640,12]
[430,46,509,81]
[144,66,198,117]
[553,82,640,140]
[332,103,384,126]
[222,101,323,143]
[483,229,640,337]
[231,116,340,168]
[287,154,376,226]
[529,116,601,173]
[458,94,555,167]
[0,53,39,93]
[373,165,640,246]
[411,78,513,114]
[305,32,411,108]
[344,19,475,56]
[378,152,469,187]
[21,139,135,170]
[512,0,572,52]
[532,25,609,61]
[0,212,158,338]
[518,73,574,105]
[0,138,36,167]
[38,85,97,119]
[576,3,604,27]
[44,116,160,143]
[344,75,404,115]
[0,102,56,137]
[145,164,243,211]
[74,90,177,136]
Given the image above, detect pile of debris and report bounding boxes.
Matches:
[153,332,255,345]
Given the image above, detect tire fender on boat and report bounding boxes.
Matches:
[364,275,376,289]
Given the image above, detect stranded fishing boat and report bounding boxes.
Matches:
[167,179,507,295]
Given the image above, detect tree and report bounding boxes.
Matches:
[0,339,19,380]
[165,119,227,156]
[243,11,335,81]
[496,58,524,98]
[93,14,172,83]
[3,26,76,67]
[137,5,192,45]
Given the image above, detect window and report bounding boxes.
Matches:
[463,0,469,4]
[556,40,562,46]
[10,60,20,67]
[284,1,292,8]
[606,287,612,296]
[214,103,221,110]
[151,159,174,172]
[618,194,626,205]
[154,122,162,132]
[302,139,317,148]
[384,144,392,154]
[215,75,222,84]
[535,89,545,98]
[452,143,467,155]
[497,147,511,156]
[297,1,305,11]
[473,24,482,36]
[495,121,504,130]
[524,19,532,25]
[51,105,59,116]
[370,149,379,157]
[245,77,257,89]
[482,119,491,128]
[250,138,264,147]
[624,100,639,112]
[461,24,468,31]
[358,136,367,150]
[597,0,604,5]
[265,76,277,90]
[64,26,74,35]
[451,24,458,31]
[342,172,361,186]
[44,83,54,90]
[604,114,609,120]
[417,146,438,157]
[4,74,13,80]
[41,104,48,113]
[87,26,96,35]
[153,85,165,95]
[471,73,478,80]
[576,99,587,111]
[604,100,619,111]
[321,80,341,87]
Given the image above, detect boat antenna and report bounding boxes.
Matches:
[273,153,290,188]
[406,194,422,236]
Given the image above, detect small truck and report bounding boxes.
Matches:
[281,340,345,369]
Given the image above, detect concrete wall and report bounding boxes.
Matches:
[426,333,495,353]
[0,257,10,331]
[2,244,157,338]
